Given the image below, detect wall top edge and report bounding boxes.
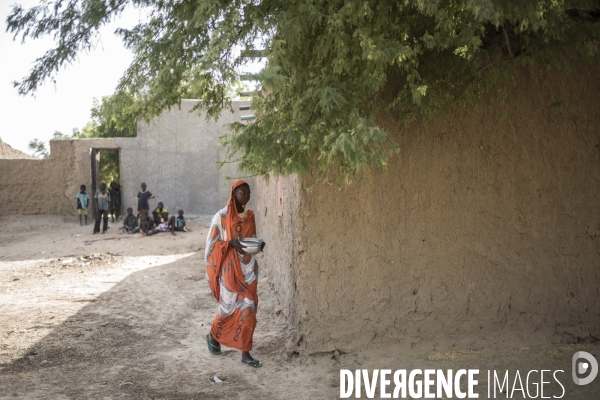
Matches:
[49,138,118,143]
[49,137,130,148]
[0,158,45,162]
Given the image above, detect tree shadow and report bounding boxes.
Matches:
[0,252,296,399]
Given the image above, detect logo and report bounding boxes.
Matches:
[339,353,598,398]
[572,351,598,386]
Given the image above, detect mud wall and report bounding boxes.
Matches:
[256,62,600,352]
[122,100,253,216]
[254,176,303,344]
[0,138,35,159]
[0,139,120,217]
[0,101,253,217]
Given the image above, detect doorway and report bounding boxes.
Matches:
[90,148,121,219]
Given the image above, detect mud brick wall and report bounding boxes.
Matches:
[0,139,118,217]
[255,61,600,353]
[254,175,303,346]
[0,157,66,215]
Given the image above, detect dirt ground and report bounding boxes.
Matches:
[1,215,598,399]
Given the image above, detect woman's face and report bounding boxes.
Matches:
[233,184,251,206]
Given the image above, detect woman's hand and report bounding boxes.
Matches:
[228,238,246,254]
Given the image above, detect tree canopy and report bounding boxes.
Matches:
[71,92,143,184]
[7,0,600,179]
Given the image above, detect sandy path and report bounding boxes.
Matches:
[0,216,598,399]
[0,216,336,399]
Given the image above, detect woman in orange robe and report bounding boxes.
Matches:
[205,180,265,367]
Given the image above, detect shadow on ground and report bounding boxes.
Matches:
[0,252,331,400]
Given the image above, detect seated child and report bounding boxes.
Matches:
[139,211,155,234]
[142,216,176,236]
[152,202,168,225]
[175,209,190,232]
[122,207,139,234]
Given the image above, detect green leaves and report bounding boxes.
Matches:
[7,0,128,95]
[27,138,48,158]
[7,0,600,181]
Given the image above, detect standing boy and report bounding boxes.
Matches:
[136,182,155,219]
[109,182,122,222]
[76,185,90,226]
[93,181,111,234]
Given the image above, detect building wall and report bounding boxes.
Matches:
[120,100,253,216]
[0,139,119,217]
[0,100,253,217]
[254,175,303,345]
[255,61,600,353]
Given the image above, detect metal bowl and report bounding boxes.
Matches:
[240,238,264,254]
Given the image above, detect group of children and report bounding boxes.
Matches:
[76,182,189,236]
[122,207,189,236]
[76,182,121,228]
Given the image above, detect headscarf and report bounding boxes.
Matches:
[207,179,257,304]
[224,179,248,240]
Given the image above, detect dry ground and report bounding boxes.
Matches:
[0,215,598,399]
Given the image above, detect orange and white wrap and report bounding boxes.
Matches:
[205,180,258,351]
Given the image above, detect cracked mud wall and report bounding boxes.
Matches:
[257,61,600,353]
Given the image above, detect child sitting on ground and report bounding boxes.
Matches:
[175,209,190,232]
[122,207,138,234]
[152,202,168,225]
[75,184,90,226]
[142,216,176,236]
[139,211,155,234]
